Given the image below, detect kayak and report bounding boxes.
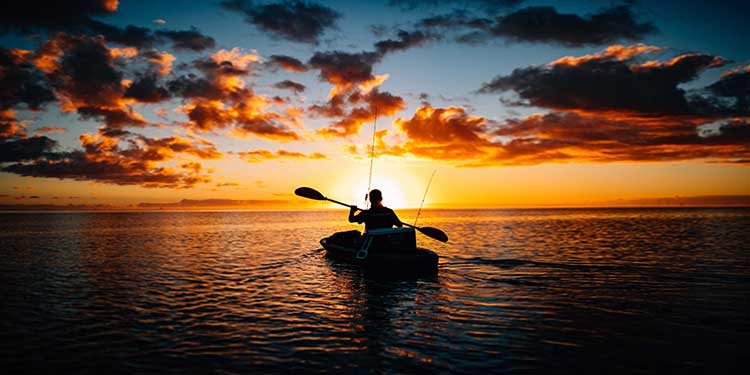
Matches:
[320,227,439,273]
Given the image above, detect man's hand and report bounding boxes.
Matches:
[349,205,359,211]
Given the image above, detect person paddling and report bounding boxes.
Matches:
[349,189,402,232]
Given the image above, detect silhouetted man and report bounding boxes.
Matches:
[349,189,402,231]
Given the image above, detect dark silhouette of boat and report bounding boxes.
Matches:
[320,228,439,274]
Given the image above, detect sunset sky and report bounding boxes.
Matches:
[0,0,748,209]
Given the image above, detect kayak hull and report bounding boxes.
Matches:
[320,233,439,274]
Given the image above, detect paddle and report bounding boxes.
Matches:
[294,187,449,243]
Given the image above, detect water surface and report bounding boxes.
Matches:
[1,208,748,373]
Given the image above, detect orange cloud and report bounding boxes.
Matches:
[237,148,327,163]
[144,50,175,76]
[358,105,750,166]
[315,89,405,137]
[550,44,663,66]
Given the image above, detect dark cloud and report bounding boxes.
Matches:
[0,48,56,110]
[0,0,117,35]
[2,133,219,188]
[0,2,160,49]
[708,68,750,110]
[124,74,171,103]
[418,11,492,30]
[77,106,148,128]
[389,0,523,13]
[238,148,327,162]
[417,4,655,47]
[374,30,437,56]
[0,136,57,162]
[273,80,306,92]
[0,1,218,52]
[308,51,380,86]
[221,0,340,44]
[479,47,734,117]
[268,55,309,72]
[87,21,158,49]
[156,27,216,51]
[167,76,226,101]
[490,5,656,46]
[193,58,251,77]
[44,34,127,109]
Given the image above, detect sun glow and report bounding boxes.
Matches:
[327,172,412,210]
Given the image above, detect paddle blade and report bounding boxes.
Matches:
[294,187,326,201]
[418,226,448,243]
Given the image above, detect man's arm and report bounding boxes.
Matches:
[349,206,364,223]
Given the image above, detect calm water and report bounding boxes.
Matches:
[1,208,749,374]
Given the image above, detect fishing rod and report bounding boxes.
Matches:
[414,169,436,226]
[365,106,378,208]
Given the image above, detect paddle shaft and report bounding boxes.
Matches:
[325,197,356,209]
[326,197,419,230]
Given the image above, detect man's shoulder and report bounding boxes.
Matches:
[380,206,396,214]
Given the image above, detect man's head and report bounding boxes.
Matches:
[369,189,382,204]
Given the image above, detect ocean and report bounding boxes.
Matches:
[1,208,748,374]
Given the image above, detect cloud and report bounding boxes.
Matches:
[0,108,57,162]
[486,113,750,165]
[36,126,67,135]
[221,0,340,44]
[142,49,175,76]
[273,80,306,92]
[268,55,309,72]
[237,148,326,162]
[0,0,118,35]
[2,132,219,188]
[0,109,25,138]
[479,45,735,117]
[87,21,158,49]
[153,19,167,25]
[166,51,302,140]
[375,105,493,160]
[0,136,57,162]
[708,66,750,110]
[156,27,216,51]
[389,0,523,13]
[489,5,656,46]
[361,105,750,166]
[133,135,223,160]
[417,4,655,47]
[374,30,437,56]
[0,48,56,110]
[314,89,406,137]
[0,1,217,52]
[77,106,148,129]
[308,51,380,87]
[124,74,171,103]
[37,34,128,110]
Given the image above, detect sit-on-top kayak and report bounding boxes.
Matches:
[320,227,439,273]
